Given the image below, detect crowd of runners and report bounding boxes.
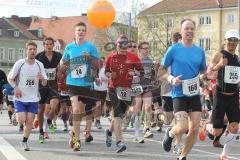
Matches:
[0,18,239,160]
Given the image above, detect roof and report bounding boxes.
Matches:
[139,0,238,16]
[0,17,39,40]
[8,18,40,40]
[29,16,97,44]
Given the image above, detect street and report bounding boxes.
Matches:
[0,110,239,160]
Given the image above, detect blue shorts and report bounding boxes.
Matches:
[14,100,38,114]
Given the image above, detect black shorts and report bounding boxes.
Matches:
[152,95,162,105]
[0,92,3,104]
[173,95,202,113]
[108,88,131,117]
[6,98,14,106]
[212,89,240,129]
[59,95,71,106]
[67,85,105,101]
[162,96,173,112]
[39,87,59,104]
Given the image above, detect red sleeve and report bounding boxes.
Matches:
[105,53,113,73]
[133,54,143,71]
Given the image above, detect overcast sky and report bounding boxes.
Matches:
[0,0,161,18]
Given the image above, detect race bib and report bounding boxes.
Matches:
[131,84,143,96]
[8,95,14,101]
[45,68,56,80]
[116,87,131,101]
[61,91,69,96]
[23,76,37,89]
[71,64,87,79]
[224,66,240,84]
[182,76,199,96]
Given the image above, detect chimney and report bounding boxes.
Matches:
[11,15,19,19]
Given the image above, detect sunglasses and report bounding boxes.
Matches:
[140,47,149,50]
[227,38,239,42]
[117,41,129,48]
[128,45,137,48]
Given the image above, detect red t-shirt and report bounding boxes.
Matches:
[58,73,67,92]
[105,51,143,88]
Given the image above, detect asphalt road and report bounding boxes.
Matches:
[0,110,239,160]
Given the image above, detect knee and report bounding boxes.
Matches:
[145,105,152,112]
[228,123,239,134]
[72,108,80,114]
[212,129,222,136]
[175,123,188,134]
[17,116,26,124]
[188,126,200,136]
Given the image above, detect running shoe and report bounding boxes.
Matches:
[116,141,126,153]
[162,127,173,152]
[105,129,112,147]
[39,134,45,144]
[21,142,30,151]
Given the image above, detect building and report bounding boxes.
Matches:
[0,16,42,73]
[29,15,137,56]
[138,0,239,61]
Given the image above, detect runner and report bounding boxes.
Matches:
[36,37,62,143]
[206,29,240,160]
[94,56,108,129]
[0,69,7,114]
[135,42,155,139]
[2,83,14,124]
[60,22,99,151]
[104,35,143,153]
[7,41,47,151]
[161,19,206,160]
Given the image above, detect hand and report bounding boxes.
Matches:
[83,51,93,61]
[172,75,182,86]
[219,56,228,67]
[95,78,101,86]
[128,69,135,76]
[14,87,22,99]
[110,72,116,80]
[37,72,45,81]
[2,89,6,94]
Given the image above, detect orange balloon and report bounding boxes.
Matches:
[87,0,115,29]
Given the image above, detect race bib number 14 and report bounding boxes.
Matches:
[224,66,240,84]
[71,64,87,79]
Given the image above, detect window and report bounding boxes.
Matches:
[0,48,4,60]
[206,16,211,24]
[8,48,14,61]
[199,16,211,25]
[0,29,2,36]
[205,38,211,51]
[18,48,24,59]
[153,20,159,28]
[199,16,204,25]
[199,38,211,51]
[227,14,234,24]
[148,20,158,28]
[166,18,173,28]
[150,41,158,53]
[14,31,19,37]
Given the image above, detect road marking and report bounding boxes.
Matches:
[123,133,240,160]
[0,136,27,160]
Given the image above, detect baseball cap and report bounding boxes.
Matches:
[225,29,239,39]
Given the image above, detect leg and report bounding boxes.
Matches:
[181,112,201,157]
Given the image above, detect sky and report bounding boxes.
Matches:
[0,0,161,18]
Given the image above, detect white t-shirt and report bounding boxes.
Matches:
[94,67,108,91]
[8,59,47,102]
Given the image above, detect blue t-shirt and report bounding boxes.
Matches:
[3,83,14,96]
[161,42,206,98]
[62,41,99,87]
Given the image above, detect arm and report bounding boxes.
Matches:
[208,52,226,72]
